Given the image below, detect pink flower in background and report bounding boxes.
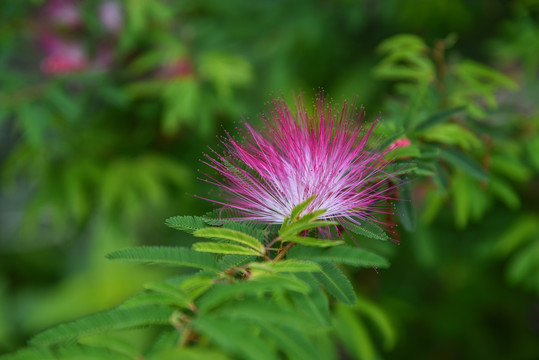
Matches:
[388,137,411,150]
[201,94,396,226]
[45,0,81,27]
[40,34,87,74]
[99,1,123,34]
[159,58,194,78]
[37,1,122,75]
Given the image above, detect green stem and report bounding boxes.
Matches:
[265,236,282,259]
[273,242,295,262]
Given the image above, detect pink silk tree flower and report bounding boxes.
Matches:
[200,94,397,228]
[387,137,411,150]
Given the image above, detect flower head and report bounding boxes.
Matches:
[201,94,395,227]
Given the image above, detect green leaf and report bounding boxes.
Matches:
[165,216,208,234]
[249,259,322,273]
[419,145,441,159]
[161,79,201,134]
[525,135,539,172]
[260,325,326,360]
[193,242,262,256]
[79,333,140,359]
[432,161,449,191]
[215,300,319,332]
[193,316,277,360]
[377,34,427,54]
[47,85,81,120]
[198,275,310,312]
[288,246,390,268]
[506,241,539,293]
[411,160,436,176]
[218,255,256,270]
[387,144,421,159]
[293,209,328,224]
[289,195,317,222]
[30,305,172,346]
[144,281,192,305]
[414,106,467,132]
[1,346,131,360]
[451,171,471,228]
[314,262,356,305]
[490,154,532,182]
[193,227,264,253]
[355,297,397,350]
[334,304,375,360]
[290,273,331,326]
[374,162,418,181]
[144,330,181,358]
[173,273,216,299]
[493,215,539,257]
[147,348,230,360]
[106,246,223,273]
[489,177,520,209]
[249,273,310,293]
[121,292,188,308]
[378,130,405,150]
[280,220,339,237]
[421,123,481,150]
[439,148,488,181]
[341,219,389,241]
[198,52,253,98]
[222,222,269,238]
[397,182,416,231]
[279,205,337,238]
[281,235,344,247]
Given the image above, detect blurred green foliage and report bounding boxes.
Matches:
[1,0,538,359]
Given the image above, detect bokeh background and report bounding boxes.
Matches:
[1,0,538,359]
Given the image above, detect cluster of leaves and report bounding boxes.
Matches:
[0,1,256,343]
[372,33,539,296]
[2,197,394,360]
[0,1,254,248]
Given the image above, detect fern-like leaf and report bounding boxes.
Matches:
[193,242,262,256]
[288,245,390,268]
[260,324,326,360]
[218,255,256,270]
[289,195,317,222]
[121,292,188,308]
[249,259,322,273]
[146,347,231,360]
[280,220,338,237]
[197,275,310,312]
[314,262,356,305]
[193,316,278,360]
[281,235,344,247]
[214,299,318,332]
[193,227,264,253]
[165,216,208,234]
[290,273,331,326]
[341,219,389,241]
[0,345,131,360]
[106,246,224,272]
[30,305,172,346]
